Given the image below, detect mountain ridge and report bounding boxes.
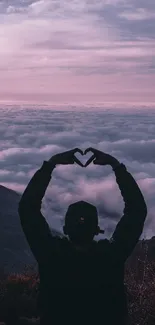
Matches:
[0,184,63,275]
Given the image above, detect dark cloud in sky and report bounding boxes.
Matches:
[0,107,154,240]
[92,0,155,40]
[0,0,154,103]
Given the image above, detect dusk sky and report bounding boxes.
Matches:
[0,0,155,106]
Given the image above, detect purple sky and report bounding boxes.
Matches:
[0,0,155,106]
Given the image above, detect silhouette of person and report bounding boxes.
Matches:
[18,147,147,325]
[4,305,19,325]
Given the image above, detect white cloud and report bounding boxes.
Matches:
[0,107,154,239]
[119,8,155,20]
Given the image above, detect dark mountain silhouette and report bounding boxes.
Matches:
[0,185,62,275]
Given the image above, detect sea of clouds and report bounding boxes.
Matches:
[0,106,155,240]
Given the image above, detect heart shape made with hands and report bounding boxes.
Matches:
[74,150,94,167]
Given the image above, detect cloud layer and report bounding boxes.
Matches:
[0,0,154,105]
[0,106,155,239]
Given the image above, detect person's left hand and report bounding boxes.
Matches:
[48,148,84,167]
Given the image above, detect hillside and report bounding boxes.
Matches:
[0,185,62,275]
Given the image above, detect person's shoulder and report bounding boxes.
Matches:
[96,239,110,252]
[97,239,110,246]
[96,239,122,263]
[97,238,119,251]
[54,235,70,248]
[48,235,70,255]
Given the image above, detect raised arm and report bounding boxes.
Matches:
[18,148,84,264]
[83,147,147,262]
[18,160,57,263]
[110,162,147,261]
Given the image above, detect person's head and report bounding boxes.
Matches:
[63,200,104,246]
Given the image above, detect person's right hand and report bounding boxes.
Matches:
[84,147,119,167]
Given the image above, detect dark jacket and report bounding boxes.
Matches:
[18,161,147,325]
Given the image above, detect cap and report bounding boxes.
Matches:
[65,200,105,234]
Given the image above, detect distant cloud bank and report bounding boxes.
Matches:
[0,107,154,239]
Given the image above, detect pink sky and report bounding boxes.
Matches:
[0,0,155,106]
